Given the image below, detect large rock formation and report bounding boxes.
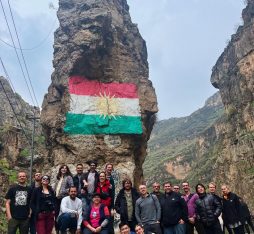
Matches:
[210,0,254,211]
[41,0,157,186]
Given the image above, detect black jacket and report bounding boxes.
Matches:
[73,173,85,196]
[160,191,188,227]
[195,193,222,226]
[115,188,140,222]
[222,192,244,225]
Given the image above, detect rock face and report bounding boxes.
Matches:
[41,0,157,186]
[145,92,224,186]
[210,0,254,211]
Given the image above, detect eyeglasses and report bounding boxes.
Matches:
[42,177,49,181]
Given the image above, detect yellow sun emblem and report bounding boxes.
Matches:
[96,92,119,119]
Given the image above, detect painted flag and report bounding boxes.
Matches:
[64,76,142,135]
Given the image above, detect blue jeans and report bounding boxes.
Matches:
[164,224,186,234]
[58,213,77,231]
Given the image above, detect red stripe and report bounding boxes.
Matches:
[69,76,138,98]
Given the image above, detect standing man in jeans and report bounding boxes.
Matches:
[135,184,162,234]
[5,171,32,234]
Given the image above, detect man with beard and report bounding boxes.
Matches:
[160,182,188,234]
[115,179,139,232]
[182,181,205,234]
[73,164,85,198]
[152,182,163,200]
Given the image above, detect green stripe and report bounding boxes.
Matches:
[64,113,142,135]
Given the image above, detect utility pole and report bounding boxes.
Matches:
[26,107,40,185]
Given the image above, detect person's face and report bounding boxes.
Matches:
[120,225,130,234]
[208,184,216,194]
[197,185,205,194]
[221,186,229,195]
[173,186,180,193]
[34,173,41,182]
[152,183,160,193]
[164,183,172,193]
[99,173,106,183]
[41,176,50,185]
[92,196,101,205]
[18,172,27,184]
[182,183,190,193]
[69,187,77,199]
[76,165,83,174]
[135,225,144,234]
[124,181,132,190]
[139,185,147,196]
[89,163,96,171]
[106,164,113,174]
[61,166,67,174]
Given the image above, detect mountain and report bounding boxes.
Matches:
[144,92,224,185]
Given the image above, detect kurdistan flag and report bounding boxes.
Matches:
[64,76,143,135]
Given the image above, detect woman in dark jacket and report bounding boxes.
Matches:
[221,185,245,234]
[115,179,140,232]
[195,183,222,234]
[30,175,55,234]
[82,193,110,234]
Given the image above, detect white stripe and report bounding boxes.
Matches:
[69,94,141,116]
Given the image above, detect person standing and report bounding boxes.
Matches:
[115,179,139,232]
[30,175,55,234]
[135,184,162,234]
[58,186,82,234]
[160,182,188,234]
[30,172,42,234]
[151,182,163,200]
[73,164,85,198]
[195,183,222,234]
[239,197,254,234]
[182,181,205,234]
[5,171,32,234]
[221,185,245,234]
[82,161,99,200]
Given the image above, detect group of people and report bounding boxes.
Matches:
[4,161,254,234]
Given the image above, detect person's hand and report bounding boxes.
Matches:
[111,209,115,217]
[95,226,102,233]
[178,219,185,224]
[6,214,12,221]
[76,228,81,234]
[83,180,88,186]
[156,220,160,223]
[189,217,195,224]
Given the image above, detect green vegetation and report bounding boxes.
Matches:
[20,148,30,157]
[35,135,45,145]
[0,158,16,183]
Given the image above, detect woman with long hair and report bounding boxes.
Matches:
[30,175,55,234]
[54,164,73,232]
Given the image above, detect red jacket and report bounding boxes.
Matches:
[95,179,113,208]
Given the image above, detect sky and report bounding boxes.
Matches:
[0,0,245,120]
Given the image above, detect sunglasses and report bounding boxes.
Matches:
[42,177,49,181]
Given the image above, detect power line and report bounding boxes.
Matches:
[0,57,24,114]
[7,0,39,107]
[0,18,57,51]
[0,0,36,107]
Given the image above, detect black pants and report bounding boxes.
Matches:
[203,220,222,234]
[186,221,205,234]
[231,225,245,234]
[144,223,162,234]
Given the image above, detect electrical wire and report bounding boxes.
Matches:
[0,0,36,107]
[7,0,39,107]
[0,18,57,51]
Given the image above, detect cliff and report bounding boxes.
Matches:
[210,0,254,211]
[41,0,158,186]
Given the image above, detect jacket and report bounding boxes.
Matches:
[115,188,139,222]
[95,180,113,209]
[222,192,244,225]
[195,193,222,226]
[160,191,188,226]
[82,170,99,194]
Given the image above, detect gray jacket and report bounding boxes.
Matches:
[135,194,161,225]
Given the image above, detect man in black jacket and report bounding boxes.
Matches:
[160,182,188,234]
[195,183,222,234]
[115,179,139,232]
[73,163,84,198]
